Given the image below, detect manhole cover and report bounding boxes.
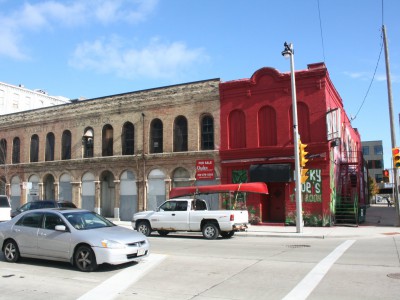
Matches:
[382,232,400,236]
[387,273,400,279]
[286,245,311,248]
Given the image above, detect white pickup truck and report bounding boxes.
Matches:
[132,198,249,239]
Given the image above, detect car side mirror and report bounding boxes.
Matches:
[55,225,67,232]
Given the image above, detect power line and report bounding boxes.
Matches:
[351,0,385,121]
[317,0,326,63]
[351,36,383,121]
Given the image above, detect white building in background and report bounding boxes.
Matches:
[0,82,70,115]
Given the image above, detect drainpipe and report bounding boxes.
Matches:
[142,112,147,211]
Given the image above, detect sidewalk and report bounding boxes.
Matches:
[239,204,400,239]
[114,204,400,239]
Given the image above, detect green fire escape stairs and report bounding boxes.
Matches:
[335,152,360,226]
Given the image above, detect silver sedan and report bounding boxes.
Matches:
[0,208,149,272]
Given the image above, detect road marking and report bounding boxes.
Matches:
[77,254,166,300]
[283,239,355,300]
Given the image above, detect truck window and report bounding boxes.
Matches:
[194,199,207,210]
[175,201,188,211]
[159,201,176,211]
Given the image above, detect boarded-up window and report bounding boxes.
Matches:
[258,106,277,146]
[229,110,246,149]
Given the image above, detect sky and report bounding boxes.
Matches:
[0,0,399,168]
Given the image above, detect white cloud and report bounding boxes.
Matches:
[0,0,158,59]
[344,71,399,83]
[69,37,209,80]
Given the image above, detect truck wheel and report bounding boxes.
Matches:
[220,231,235,238]
[202,223,219,240]
[137,221,152,236]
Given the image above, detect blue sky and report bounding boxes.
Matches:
[0,0,399,167]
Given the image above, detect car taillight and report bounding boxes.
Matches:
[230,214,234,221]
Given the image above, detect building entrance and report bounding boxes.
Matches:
[262,182,285,223]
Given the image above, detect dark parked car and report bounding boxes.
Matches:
[11,200,77,218]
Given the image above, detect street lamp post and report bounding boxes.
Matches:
[282,42,303,233]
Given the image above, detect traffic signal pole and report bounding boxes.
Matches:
[383,25,400,226]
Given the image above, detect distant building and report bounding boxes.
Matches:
[362,140,384,183]
[0,82,70,115]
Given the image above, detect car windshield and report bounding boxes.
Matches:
[62,211,115,230]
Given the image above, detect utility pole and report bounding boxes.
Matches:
[382,25,400,226]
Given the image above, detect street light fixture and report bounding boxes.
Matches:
[282,42,303,233]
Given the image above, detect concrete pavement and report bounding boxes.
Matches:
[114,204,400,239]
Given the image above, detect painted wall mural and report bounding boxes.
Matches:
[302,169,322,203]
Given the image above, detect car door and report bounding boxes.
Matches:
[150,201,177,230]
[13,212,43,256]
[37,212,72,260]
[151,201,189,230]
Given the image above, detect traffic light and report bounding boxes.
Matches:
[393,147,400,168]
[301,168,309,184]
[299,140,308,168]
[382,169,390,183]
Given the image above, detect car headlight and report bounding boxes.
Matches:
[101,240,126,249]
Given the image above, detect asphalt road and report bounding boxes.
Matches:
[1,233,400,300]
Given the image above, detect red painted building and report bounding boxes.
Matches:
[219,63,367,226]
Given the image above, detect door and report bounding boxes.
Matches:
[37,213,71,260]
[151,201,189,230]
[265,182,285,222]
[13,212,42,256]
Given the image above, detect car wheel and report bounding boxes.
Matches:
[3,240,20,262]
[74,245,98,272]
[202,223,220,240]
[158,230,169,236]
[220,231,235,238]
[137,221,152,236]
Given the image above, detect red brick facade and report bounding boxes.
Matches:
[219,63,366,226]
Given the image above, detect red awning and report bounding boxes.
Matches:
[169,182,268,198]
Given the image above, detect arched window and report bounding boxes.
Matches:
[290,102,311,143]
[150,119,163,154]
[229,110,246,149]
[174,116,188,152]
[45,132,55,161]
[62,130,72,160]
[122,122,135,155]
[12,137,20,164]
[201,115,214,150]
[30,134,39,162]
[258,106,277,146]
[82,127,94,158]
[172,167,191,188]
[0,139,6,164]
[102,124,114,156]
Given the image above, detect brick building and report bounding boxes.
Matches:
[219,63,367,226]
[0,79,221,221]
[0,63,367,226]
